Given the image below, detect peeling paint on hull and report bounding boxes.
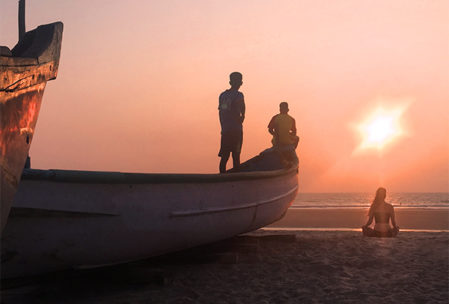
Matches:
[0,22,63,233]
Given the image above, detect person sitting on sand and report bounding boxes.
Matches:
[268,102,299,162]
[362,187,399,237]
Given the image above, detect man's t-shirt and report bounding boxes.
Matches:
[218,90,245,133]
[268,113,297,145]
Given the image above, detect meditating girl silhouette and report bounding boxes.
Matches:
[362,187,400,237]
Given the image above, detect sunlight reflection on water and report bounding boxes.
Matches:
[291,193,449,208]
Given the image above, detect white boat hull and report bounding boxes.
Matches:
[2,160,298,278]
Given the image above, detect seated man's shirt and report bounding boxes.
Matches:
[268,113,297,145]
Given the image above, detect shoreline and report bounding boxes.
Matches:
[263,227,449,232]
[290,206,449,209]
[269,207,449,230]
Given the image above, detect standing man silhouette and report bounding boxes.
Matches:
[218,72,245,173]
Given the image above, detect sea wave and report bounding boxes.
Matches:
[291,193,449,208]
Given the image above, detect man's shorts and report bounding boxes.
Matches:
[219,130,243,157]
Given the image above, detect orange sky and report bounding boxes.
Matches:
[1,0,448,192]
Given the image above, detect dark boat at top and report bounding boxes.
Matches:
[0,21,63,233]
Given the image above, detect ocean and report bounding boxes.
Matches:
[291,192,449,208]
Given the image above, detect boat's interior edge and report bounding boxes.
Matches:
[21,164,298,184]
[11,22,62,61]
[0,56,38,66]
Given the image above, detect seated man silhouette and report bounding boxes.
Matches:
[267,102,299,162]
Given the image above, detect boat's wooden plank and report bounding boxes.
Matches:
[0,61,55,92]
[0,56,38,66]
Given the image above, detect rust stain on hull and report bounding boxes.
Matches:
[0,22,63,233]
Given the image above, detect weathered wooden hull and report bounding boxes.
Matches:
[0,22,63,232]
[1,153,298,278]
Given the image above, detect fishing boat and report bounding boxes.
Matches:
[1,149,298,278]
[0,20,63,233]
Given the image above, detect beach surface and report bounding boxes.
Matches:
[2,228,448,303]
[270,207,449,230]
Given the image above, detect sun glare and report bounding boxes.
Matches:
[355,105,408,152]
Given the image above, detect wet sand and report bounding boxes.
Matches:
[1,228,448,303]
[270,207,449,230]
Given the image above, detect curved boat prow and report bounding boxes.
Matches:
[0,22,63,233]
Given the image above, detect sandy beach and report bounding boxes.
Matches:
[2,207,448,304]
[270,207,449,230]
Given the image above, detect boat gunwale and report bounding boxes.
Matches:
[21,164,298,184]
[1,22,63,67]
[0,56,39,67]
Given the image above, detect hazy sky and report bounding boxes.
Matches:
[1,0,448,192]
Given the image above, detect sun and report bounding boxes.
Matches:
[355,105,407,152]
